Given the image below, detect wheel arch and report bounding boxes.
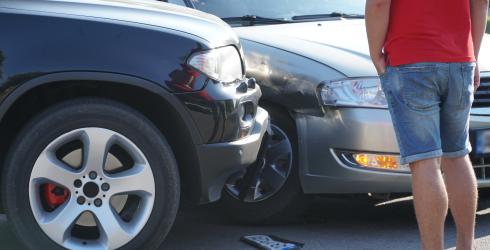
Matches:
[258,98,309,188]
[0,71,205,213]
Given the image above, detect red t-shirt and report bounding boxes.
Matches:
[384,0,476,66]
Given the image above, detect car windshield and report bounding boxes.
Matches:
[191,0,366,24]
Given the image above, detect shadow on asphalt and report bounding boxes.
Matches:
[3,192,490,249]
[160,196,420,250]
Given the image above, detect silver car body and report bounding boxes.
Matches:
[233,19,490,194]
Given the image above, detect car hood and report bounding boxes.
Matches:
[233,19,490,78]
[0,0,239,48]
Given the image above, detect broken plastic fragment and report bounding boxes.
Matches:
[240,235,304,250]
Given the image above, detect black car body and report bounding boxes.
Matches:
[0,0,269,249]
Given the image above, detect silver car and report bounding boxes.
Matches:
[172,0,490,224]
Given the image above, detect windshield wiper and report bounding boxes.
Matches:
[221,15,292,23]
[292,12,364,20]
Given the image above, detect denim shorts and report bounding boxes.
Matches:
[379,62,476,165]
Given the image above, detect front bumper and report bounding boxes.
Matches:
[469,115,490,188]
[194,106,270,203]
[295,108,490,194]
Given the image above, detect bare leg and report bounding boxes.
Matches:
[410,157,448,250]
[441,156,477,250]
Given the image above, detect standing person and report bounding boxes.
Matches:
[365,0,489,249]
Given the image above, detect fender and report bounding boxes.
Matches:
[0,10,213,100]
[0,71,202,145]
[239,39,346,117]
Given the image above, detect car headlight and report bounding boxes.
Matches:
[319,78,388,108]
[187,45,243,83]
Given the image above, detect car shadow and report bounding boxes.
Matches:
[3,191,490,249]
[162,192,490,249]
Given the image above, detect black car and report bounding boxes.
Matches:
[0,0,269,249]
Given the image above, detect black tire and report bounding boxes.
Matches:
[218,103,314,226]
[2,97,180,250]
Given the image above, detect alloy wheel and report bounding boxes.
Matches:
[28,127,155,249]
[225,124,293,202]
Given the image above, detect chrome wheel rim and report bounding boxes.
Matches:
[29,128,155,250]
[225,124,293,202]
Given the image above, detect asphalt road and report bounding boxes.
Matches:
[3,194,490,250]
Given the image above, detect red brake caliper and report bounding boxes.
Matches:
[44,184,69,208]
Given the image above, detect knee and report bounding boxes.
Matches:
[409,157,441,173]
[441,155,469,164]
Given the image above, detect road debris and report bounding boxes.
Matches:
[241,235,304,250]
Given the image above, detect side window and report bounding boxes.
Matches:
[167,0,187,7]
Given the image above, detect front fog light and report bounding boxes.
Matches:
[334,150,410,173]
[354,154,402,170]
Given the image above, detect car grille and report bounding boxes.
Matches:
[473,77,490,108]
[471,157,490,179]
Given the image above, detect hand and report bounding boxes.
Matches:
[372,53,387,75]
[474,63,480,90]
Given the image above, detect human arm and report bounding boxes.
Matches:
[469,0,489,89]
[365,0,391,75]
